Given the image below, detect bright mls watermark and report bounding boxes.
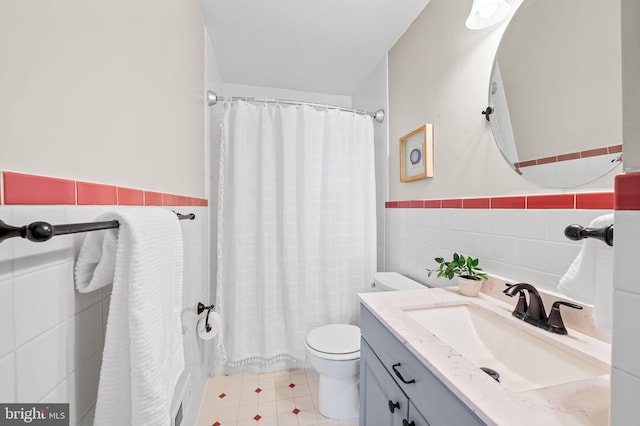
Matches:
[0,404,69,425]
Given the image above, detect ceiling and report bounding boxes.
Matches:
[198,0,430,96]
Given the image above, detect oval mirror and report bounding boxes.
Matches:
[488,0,622,188]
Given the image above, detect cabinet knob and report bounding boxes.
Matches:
[388,400,400,413]
[402,419,416,426]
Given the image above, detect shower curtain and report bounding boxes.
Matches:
[215,100,376,372]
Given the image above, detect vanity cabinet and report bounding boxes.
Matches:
[360,305,485,426]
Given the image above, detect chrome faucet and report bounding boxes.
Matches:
[503,283,582,335]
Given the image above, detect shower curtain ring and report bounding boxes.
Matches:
[197,302,214,332]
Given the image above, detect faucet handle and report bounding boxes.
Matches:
[503,283,528,319]
[546,301,583,335]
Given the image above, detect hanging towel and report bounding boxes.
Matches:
[558,213,614,340]
[75,207,184,426]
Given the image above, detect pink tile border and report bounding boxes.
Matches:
[77,182,118,205]
[387,192,614,210]
[3,172,76,205]
[0,171,208,207]
[514,144,622,169]
[118,187,144,206]
[615,172,640,210]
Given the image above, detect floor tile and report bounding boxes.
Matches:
[196,369,359,426]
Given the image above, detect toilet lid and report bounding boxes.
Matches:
[306,324,360,355]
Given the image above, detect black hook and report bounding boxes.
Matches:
[482,106,493,121]
[197,302,215,332]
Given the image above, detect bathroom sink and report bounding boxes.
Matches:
[403,304,608,392]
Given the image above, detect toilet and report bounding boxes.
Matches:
[305,272,426,419]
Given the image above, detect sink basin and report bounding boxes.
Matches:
[403,304,608,392]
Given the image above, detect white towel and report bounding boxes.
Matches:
[558,214,614,340]
[75,208,184,426]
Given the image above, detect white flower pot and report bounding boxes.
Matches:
[457,276,483,297]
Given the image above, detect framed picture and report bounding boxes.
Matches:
[400,124,433,182]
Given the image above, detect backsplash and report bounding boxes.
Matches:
[0,172,209,426]
[384,192,613,295]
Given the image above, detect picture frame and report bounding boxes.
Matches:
[400,124,433,182]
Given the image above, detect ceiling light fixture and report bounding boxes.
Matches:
[465,0,511,30]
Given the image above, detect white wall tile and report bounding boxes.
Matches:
[610,367,640,426]
[612,290,640,378]
[470,233,492,259]
[76,404,96,426]
[440,209,454,229]
[515,239,549,270]
[516,210,549,241]
[545,210,587,244]
[68,350,101,425]
[39,377,68,403]
[13,261,75,346]
[453,231,473,255]
[384,207,611,296]
[0,279,15,357]
[16,323,70,402]
[0,352,15,403]
[490,236,517,264]
[544,243,581,276]
[3,202,208,426]
[491,210,518,237]
[613,211,640,295]
[67,303,103,372]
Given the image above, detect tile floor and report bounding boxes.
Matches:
[197,368,359,426]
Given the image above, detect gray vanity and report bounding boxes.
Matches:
[360,305,484,426]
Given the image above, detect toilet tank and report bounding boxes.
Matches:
[373,272,428,292]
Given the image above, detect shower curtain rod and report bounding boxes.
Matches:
[206,90,385,123]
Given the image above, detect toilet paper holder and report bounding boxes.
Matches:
[197,302,215,332]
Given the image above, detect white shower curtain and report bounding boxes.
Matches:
[215,100,376,372]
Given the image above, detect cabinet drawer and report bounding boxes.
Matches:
[361,305,484,426]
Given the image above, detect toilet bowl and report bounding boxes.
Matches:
[305,324,361,419]
[305,272,426,419]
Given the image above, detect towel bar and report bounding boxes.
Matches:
[0,212,195,244]
[564,224,614,246]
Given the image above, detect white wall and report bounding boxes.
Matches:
[0,205,209,426]
[387,0,615,201]
[0,0,206,198]
[222,84,352,108]
[353,56,389,272]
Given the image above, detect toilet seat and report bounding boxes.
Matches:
[306,324,360,361]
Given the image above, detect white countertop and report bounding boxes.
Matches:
[359,287,611,426]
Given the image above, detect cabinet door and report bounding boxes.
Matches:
[361,340,407,426]
[403,401,430,426]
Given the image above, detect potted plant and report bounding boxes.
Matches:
[427,253,488,297]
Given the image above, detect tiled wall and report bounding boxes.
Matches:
[0,172,210,426]
[384,192,613,294]
[611,172,640,423]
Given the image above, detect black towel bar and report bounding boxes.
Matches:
[0,212,195,244]
[564,224,614,246]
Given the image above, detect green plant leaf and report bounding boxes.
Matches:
[435,257,444,263]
